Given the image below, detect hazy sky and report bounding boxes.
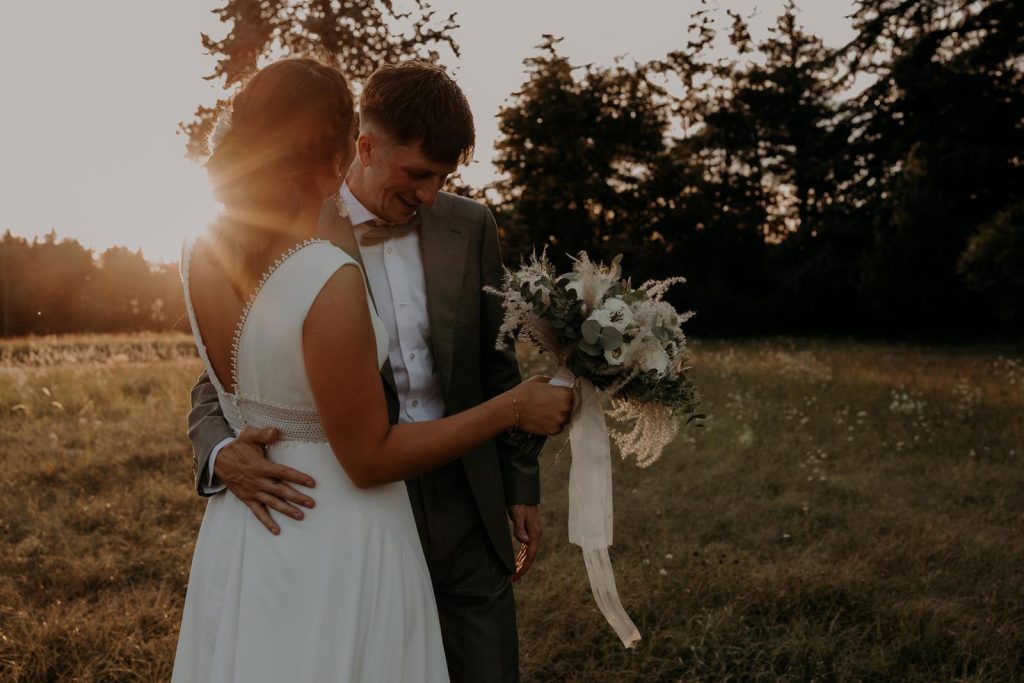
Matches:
[0,1,855,263]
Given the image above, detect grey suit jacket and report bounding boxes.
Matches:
[186,191,541,573]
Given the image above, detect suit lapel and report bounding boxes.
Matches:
[318,200,398,395]
[420,199,469,396]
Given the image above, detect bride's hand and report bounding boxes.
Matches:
[509,376,574,436]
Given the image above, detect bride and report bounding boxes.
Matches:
[172,57,572,682]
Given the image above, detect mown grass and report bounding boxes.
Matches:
[1,334,1022,681]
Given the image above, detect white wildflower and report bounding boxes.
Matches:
[889,386,926,415]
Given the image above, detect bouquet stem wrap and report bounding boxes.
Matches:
[553,367,641,648]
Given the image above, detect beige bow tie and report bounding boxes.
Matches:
[359,218,418,246]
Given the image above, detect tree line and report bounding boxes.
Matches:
[4,0,1021,337]
[0,231,186,337]
[484,0,1023,334]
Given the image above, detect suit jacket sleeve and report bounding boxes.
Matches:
[187,370,234,496]
[479,207,545,505]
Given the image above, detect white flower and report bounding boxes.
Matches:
[623,337,669,376]
[605,345,626,366]
[588,297,634,332]
[640,345,669,376]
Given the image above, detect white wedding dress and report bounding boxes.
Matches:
[173,239,449,682]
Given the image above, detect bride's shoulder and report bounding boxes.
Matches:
[294,242,367,318]
[284,240,364,291]
[295,239,361,270]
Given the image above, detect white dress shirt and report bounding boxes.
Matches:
[201,183,445,493]
[342,183,446,425]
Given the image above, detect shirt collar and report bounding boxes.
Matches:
[340,183,380,228]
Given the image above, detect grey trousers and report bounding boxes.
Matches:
[406,461,519,683]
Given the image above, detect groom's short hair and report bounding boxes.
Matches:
[360,61,475,166]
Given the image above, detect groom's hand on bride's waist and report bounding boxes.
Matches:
[213,427,317,536]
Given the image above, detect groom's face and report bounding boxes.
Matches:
[356,131,456,224]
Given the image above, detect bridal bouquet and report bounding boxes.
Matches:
[486,251,700,647]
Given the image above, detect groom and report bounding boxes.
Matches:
[186,61,543,682]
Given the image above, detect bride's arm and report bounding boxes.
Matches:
[304,266,568,489]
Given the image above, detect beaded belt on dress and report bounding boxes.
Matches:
[235,396,327,443]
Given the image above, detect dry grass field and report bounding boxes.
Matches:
[1,334,1022,681]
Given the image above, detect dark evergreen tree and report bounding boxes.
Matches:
[181,0,460,158]
[838,0,1024,328]
[492,37,672,261]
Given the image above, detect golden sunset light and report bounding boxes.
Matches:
[3,1,1021,680]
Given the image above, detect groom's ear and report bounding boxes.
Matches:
[356,132,375,167]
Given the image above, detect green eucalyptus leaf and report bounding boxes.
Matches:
[601,327,623,350]
[581,319,602,344]
[578,339,603,356]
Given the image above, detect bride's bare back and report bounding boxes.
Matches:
[186,239,251,395]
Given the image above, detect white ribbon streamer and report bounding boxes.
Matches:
[552,367,641,648]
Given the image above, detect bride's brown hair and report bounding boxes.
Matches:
[205,57,354,278]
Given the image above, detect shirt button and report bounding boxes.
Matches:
[399,300,408,308]
[411,399,419,407]
[409,352,416,360]
[386,247,393,254]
